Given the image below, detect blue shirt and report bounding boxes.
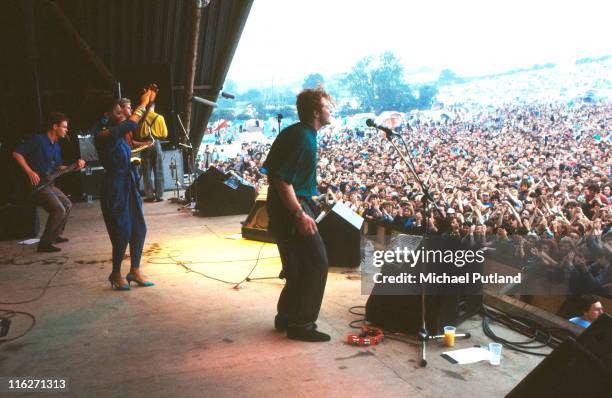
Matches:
[15,134,63,176]
[569,317,590,328]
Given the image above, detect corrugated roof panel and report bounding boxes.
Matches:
[1,0,253,149]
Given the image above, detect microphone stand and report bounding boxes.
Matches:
[372,126,470,367]
[176,114,198,211]
[169,155,180,199]
[276,113,283,136]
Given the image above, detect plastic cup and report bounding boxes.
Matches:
[443,326,456,347]
[489,343,502,365]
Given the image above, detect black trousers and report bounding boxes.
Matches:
[274,201,328,330]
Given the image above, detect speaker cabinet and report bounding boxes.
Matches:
[365,290,483,335]
[365,234,482,334]
[242,190,274,243]
[0,204,39,241]
[507,314,611,397]
[79,166,105,200]
[186,167,255,217]
[317,202,364,267]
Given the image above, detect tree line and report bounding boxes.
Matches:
[212,51,442,122]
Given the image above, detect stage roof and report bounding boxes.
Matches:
[1,0,253,150]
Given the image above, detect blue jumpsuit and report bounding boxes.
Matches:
[93,120,147,273]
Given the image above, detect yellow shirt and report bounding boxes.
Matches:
[137,111,168,139]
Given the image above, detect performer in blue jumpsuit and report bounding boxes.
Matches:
[93,89,156,290]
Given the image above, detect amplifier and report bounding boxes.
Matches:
[365,234,482,334]
[80,166,105,201]
[0,204,39,241]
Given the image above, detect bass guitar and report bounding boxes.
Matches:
[33,163,81,194]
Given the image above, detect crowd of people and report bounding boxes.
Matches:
[205,101,611,301]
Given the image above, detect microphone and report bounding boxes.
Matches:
[365,119,399,138]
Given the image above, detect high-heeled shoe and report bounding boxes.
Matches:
[126,273,154,287]
[108,275,130,291]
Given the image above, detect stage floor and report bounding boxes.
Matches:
[0,200,548,397]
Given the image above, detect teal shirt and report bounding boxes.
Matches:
[263,122,318,197]
[263,122,318,239]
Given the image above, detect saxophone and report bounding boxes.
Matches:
[131,133,155,155]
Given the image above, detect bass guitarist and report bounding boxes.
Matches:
[13,112,85,252]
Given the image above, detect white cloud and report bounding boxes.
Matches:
[227,0,612,89]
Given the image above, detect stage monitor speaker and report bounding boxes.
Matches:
[365,234,482,334]
[317,202,364,267]
[186,167,255,216]
[365,290,482,335]
[242,189,274,243]
[0,204,39,241]
[507,313,612,398]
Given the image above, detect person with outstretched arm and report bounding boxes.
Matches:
[92,87,157,291]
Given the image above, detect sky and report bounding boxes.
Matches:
[225,0,611,90]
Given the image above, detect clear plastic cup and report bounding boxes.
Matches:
[443,326,456,347]
[489,343,502,365]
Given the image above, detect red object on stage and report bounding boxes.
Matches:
[346,326,384,346]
